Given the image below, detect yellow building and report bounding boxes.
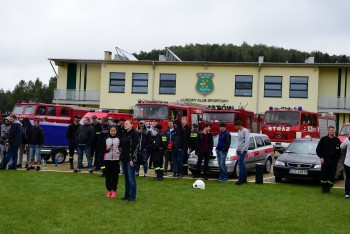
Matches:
[49,51,350,130]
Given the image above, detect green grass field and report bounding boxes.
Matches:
[0,171,349,234]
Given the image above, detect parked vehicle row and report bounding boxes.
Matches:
[188,133,275,178]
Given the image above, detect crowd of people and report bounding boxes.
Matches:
[1,115,350,201]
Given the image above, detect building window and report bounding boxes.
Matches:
[264,76,282,97]
[235,75,253,97]
[159,74,176,94]
[290,76,308,98]
[109,72,125,93]
[132,73,148,94]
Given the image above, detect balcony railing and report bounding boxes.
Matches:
[318,96,350,109]
[53,89,100,105]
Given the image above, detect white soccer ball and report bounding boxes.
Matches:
[193,179,205,189]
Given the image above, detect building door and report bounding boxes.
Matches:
[67,64,77,89]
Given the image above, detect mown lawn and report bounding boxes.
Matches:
[0,170,349,234]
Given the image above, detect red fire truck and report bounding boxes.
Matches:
[198,106,261,135]
[261,106,320,153]
[133,100,205,130]
[11,102,90,124]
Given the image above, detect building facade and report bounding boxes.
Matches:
[49,52,350,130]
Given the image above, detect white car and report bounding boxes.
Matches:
[188,133,275,177]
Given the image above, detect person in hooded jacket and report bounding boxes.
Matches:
[18,117,32,168]
[135,120,152,177]
[172,119,186,177]
[102,126,120,197]
[119,120,140,202]
[0,117,11,167]
[1,115,22,170]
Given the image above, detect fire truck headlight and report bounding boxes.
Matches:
[274,160,285,166]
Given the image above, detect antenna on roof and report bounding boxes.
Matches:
[165,47,182,61]
[115,47,138,61]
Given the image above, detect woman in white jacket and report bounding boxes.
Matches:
[340,133,350,199]
[102,126,120,197]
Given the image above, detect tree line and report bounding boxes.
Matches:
[134,42,350,63]
[0,77,57,113]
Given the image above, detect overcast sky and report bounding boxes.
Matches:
[1,0,349,91]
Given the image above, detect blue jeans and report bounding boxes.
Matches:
[121,161,137,200]
[77,144,92,169]
[345,165,350,195]
[135,149,149,174]
[2,145,19,169]
[237,150,247,182]
[216,150,228,181]
[29,144,41,162]
[174,148,184,176]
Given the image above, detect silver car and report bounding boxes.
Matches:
[188,133,275,177]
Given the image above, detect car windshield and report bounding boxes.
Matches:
[264,111,299,126]
[213,135,238,148]
[133,104,168,120]
[339,125,350,136]
[202,112,235,122]
[285,140,318,155]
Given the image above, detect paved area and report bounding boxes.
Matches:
[13,157,345,189]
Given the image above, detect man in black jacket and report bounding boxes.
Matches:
[1,115,22,170]
[173,120,186,177]
[193,124,213,180]
[74,117,95,173]
[66,115,80,169]
[27,119,44,171]
[91,115,102,170]
[316,126,341,193]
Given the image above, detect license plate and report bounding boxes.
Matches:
[289,169,308,175]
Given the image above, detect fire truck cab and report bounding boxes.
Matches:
[11,102,89,124]
[198,106,260,136]
[133,100,204,130]
[261,106,320,153]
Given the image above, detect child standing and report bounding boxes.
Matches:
[102,126,120,197]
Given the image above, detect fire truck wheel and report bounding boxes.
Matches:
[51,149,67,164]
[263,158,272,173]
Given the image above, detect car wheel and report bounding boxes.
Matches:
[232,163,239,179]
[51,149,67,164]
[263,158,272,173]
[275,176,282,183]
[189,169,196,175]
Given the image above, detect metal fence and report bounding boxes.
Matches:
[54,89,100,101]
[318,96,350,109]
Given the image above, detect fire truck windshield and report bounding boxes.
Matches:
[339,125,350,136]
[202,112,235,122]
[263,111,299,126]
[12,105,35,115]
[133,104,168,120]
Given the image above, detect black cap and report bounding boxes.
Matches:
[74,115,80,119]
[219,122,226,127]
[92,115,97,119]
[155,124,162,130]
